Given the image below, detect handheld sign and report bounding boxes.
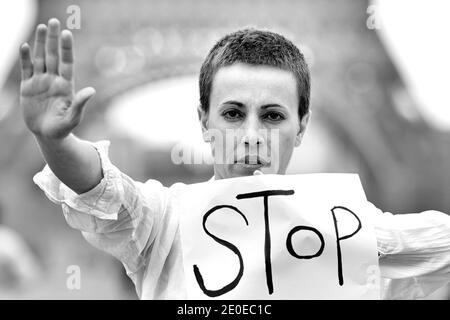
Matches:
[176,174,380,299]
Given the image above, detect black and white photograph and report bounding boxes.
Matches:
[0,0,449,304]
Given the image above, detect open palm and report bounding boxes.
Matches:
[20,19,95,140]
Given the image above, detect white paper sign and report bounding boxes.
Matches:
[176,174,380,299]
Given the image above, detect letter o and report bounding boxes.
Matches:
[286,226,325,259]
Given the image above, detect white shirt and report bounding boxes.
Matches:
[33,140,450,300]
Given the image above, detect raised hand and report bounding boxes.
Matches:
[20,18,95,140]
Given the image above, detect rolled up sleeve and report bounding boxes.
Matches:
[33,140,169,279]
[368,203,450,299]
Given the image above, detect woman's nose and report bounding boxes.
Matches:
[241,118,265,146]
[242,131,264,145]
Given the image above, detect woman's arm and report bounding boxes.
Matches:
[20,18,101,194]
[23,19,174,298]
[33,140,171,297]
[368,203,450,299]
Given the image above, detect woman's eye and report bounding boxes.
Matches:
[223,110,243,120]
[264,112,284,121]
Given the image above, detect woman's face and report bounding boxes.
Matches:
[199,63,310,180]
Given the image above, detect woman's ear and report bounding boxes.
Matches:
[197,105,210,142]
[295,110,311,147]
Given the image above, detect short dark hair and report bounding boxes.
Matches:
[199,28,310,120]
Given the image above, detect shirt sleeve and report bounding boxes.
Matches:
[367,202,450,299]
[32,140,169,285]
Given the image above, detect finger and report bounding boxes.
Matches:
[33,24,47,73]
[45,18,60,74]
[71,87,96,119]
[60,30,74,80]
[20,43,33,80]
[253,170,264,176]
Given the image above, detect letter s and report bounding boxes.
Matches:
[193,205,248,297]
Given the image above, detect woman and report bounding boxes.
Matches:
[20,18,450,299]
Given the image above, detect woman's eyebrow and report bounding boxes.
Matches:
[221,100,245,108]
[220,101,288,110]
[261,103,287,110]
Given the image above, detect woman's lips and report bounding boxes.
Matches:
[235,163,265,169]
[234,155,270,169]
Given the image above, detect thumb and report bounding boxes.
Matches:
[71,87,96,116]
